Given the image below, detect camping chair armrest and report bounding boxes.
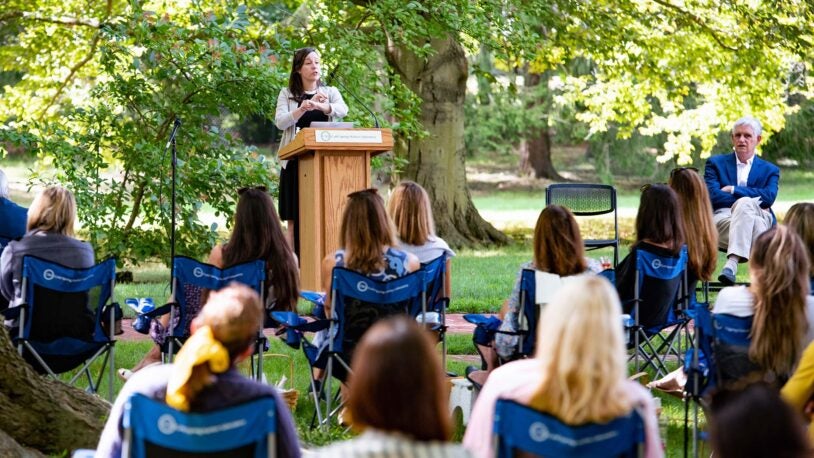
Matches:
[142,302,177,319]
[269,311,331,333]
[1,303,28,320]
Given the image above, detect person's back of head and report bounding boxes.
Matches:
[347,315,450,441]
[340,188,395,274]
[710,381,811,458]
[530,276,632,425]
[225,186,300,311]
[166,283,263,411]
[533,204,586,276]
[27,186,77,236]
[636,184,684,253]
[669,167,718,281]
[387,180,435,246]
[785,202,814,281]
[749,226,810,378]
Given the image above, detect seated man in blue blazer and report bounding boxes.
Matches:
[704,117,779,285]
[0,169,28,250]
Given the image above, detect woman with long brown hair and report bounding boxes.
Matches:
[320,189,420,318]
[669,167,718,292]
[317,316,469,457]
[464,276,663,458]
[207,186,300,313]
[493,204,588,360]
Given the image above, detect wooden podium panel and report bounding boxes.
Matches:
[280,128,392,291]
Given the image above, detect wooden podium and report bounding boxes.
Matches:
[279,128,393,291]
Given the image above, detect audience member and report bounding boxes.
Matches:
[0,169,27,249]
[669,166,718,293]
[321,188,420,319]
[316,316,470,457]
[494,204,589,360]
[0,186,94,339]
[713,225,812,385]
[96,284,300,457]
[123,186,300,377]
[705,116,779,285]
[711,381,811,458]
[615,184,685,328]
[785,202,814,291]
[387,180,455,297]
[782,339,814,442]
[463,276,662,458]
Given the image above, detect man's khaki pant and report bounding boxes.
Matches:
[714,197,773,260]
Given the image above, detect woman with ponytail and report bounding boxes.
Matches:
[97,284,301,458]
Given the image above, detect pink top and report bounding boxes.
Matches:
[462,359,664,458]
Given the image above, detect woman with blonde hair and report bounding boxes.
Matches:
[463,276,663,458]
[97,284,301,457]
[668,167,718,291]
[317,316,470,457]
[321,189,420,318]
[388,180,454,297]
[0,186,94,337]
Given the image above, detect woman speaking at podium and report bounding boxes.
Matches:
[275,47,348,254]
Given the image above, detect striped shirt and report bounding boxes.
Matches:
[314,429,471,458]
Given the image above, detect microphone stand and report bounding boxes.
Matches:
[165,117,181,282]
[328,69,380,128]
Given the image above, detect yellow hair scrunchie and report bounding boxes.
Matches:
[165,325,230,411]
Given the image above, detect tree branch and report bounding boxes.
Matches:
[37,33,100,120]
[0,11,102,28]
[650,0,739,52]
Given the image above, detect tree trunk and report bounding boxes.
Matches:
[386,36,509,247]
[0,328,109,454]
[519,71,566,180]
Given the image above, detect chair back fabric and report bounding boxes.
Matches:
[633,245,688,330]
[420,254,447,315]
[123,393,276,458]
[330,266,425,356]
[493,399,644,458]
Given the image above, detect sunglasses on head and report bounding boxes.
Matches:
[238,185,267,195]
[670,166,699,178]
[639,183,667,193]
[348,188,378,198]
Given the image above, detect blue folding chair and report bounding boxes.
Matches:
[146,256,266,378]
[464,269,546,367]
[418,254,449,366]
[493,399,645,457]
[2,255,118,400]
[684,302,753,457]
[122,393,276,458]
[630,245,689,378]
[274,266,426,428]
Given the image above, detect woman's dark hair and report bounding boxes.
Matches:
[347,316,451,441]
[222,187,300,311]
[709,381,811,458]
[532,205,587,276]
[288,47,321,100]
[635,184,684,253]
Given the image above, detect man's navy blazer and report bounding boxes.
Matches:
[704,152,780,222]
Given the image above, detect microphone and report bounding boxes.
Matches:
[165,117,181,149]
[327,66,380,128]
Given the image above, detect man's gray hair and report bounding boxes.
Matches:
[732,116,763,137]
[0,169,8,199]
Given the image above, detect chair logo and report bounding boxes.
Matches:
[42,269,93,283]
[529,422,550,442]
[156,414,247,436]
[192,267,244,282]
[355,281,409,295]
[158,414,178,434]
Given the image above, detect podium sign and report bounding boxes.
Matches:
[278,128,394,291]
